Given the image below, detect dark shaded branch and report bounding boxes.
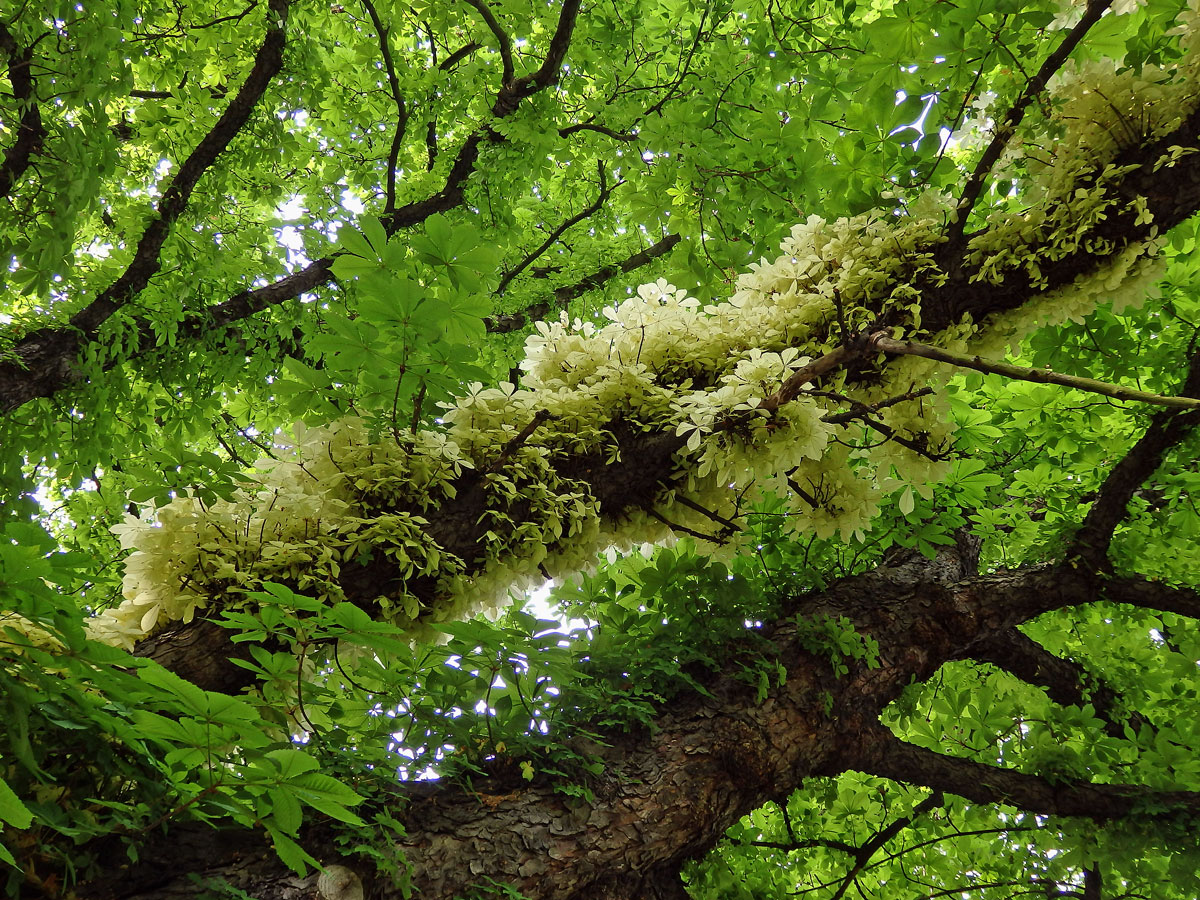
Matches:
[361,0,408,215]
[440,40,483,71]
[857,729,1200,821]
[522,0,578,87]
[1103,575,1200,620]
[1068,350,1200,566]
[198,257,336,332]
[495,161,617,295]
[382,0,579,230]
[0,0,288,414]
[486,232,681,332]
[946,0,1113,244]
[462,0,515,84]
[828,792,945,900]
[558,121,637,141]
[67,0,289,338]
[0,22,46,198]
[964,627,1148,740]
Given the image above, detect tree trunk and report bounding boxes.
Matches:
[81,553,1187,900]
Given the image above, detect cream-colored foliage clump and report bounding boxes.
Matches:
[91,8,1200,648]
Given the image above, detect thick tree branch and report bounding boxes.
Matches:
[920,99,1200,337]
[857,729,1200,821]
[1068,350,1200,566]
[199,257,336,332]
[1103,575,1200,620]
[495,161,617,295]
[0,22,45,199]
[946,0,1113,244]
[965,627,1148,739]
[486,232,681,332]
[84,559,1179,898]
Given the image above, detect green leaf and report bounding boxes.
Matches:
[267,826,319,876]
[0,777,32,830]
[268,786,304,836]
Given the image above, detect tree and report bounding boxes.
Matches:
[3,0,1200,896]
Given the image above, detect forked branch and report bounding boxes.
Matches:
[965,627,1149,739]
[495,161,619,296]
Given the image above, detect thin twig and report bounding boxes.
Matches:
[818,387,935,425]
[870,333,1200,410]
[495,161,618,296]
[647,508,724,544]
[671,494,740,533]
[558,122,637,141]
[483,410,552,474]
[485,233,680,332]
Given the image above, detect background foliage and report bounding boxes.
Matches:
[2,0,1200,897]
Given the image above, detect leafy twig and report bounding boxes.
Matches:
[495,161,619,296]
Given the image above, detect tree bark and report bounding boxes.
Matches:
[77,557,1200,900]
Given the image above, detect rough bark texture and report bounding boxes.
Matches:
[77,555,1200,900]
